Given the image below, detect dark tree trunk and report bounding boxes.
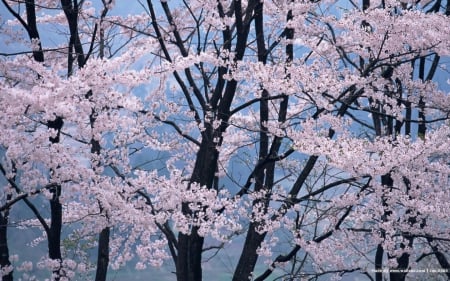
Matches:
[232,224,266,281]
[47,113,63,281]
[233,4,293,280]
[0,212,12,281]
[389,236,414,281]
[95,227,110,281]
[177,227,204,281]
[49,186,63,280]
[176,137,217,281]
[374,244,383,281]
[389,252,410,281]
[231,4,271,279]
[3,2,64,278]
[61,0,86,75]
[25,0,44,62]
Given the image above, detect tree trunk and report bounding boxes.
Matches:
[177,227,204,281]
[176,134,218,280]
[0,212,12,281]
[25,0,44,62]
[95,227,110,281]
[232,224,266,281]
[49,186,63,280]
[374,244,383,281]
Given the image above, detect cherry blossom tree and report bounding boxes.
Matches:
[0,0,449,281]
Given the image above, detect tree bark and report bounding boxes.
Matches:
[49,186,63,280]
[25,0,44,62]
[0,212,12,281]
[95,227,110,281]
[61,0,86,75]
[176,136,217,281]
[176,228,204,281]
[232,224,266,281]
[374,244,383,281]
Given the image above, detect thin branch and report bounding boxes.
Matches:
[153,115,201,146]
[230,94,287,115]
[0,47,70,57]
